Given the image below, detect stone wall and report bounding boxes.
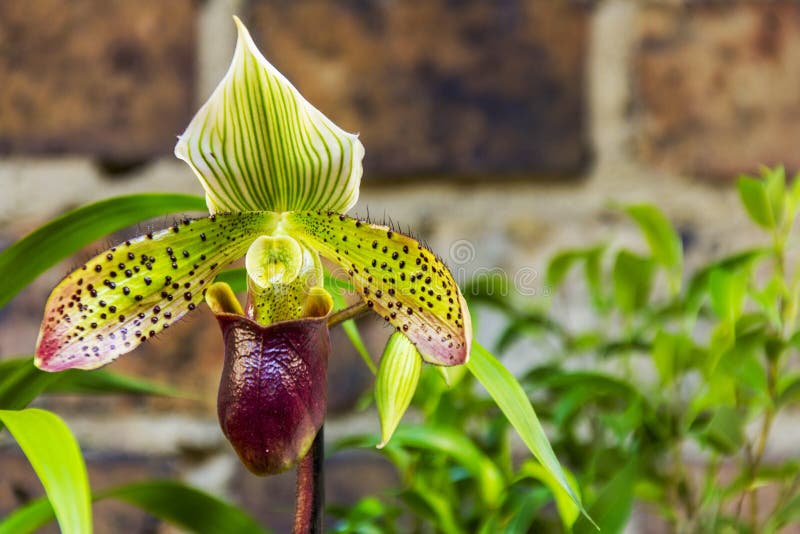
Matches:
[1,1,799,531]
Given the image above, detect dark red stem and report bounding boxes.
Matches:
[293,426,324,534]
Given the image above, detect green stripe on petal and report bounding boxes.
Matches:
[175,17,364,214]
[283,211,471,366]
[35,212,278,371]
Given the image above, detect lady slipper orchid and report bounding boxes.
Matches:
[34,17,471,475]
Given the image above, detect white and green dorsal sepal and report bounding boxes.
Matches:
[244,234,324,325]
[35,212,278,371]
[284,211,472,366]
[175,17,365,215]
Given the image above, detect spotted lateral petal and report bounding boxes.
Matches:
[174,17,364,214]
[284,211,471,365]
[35,212,278,371]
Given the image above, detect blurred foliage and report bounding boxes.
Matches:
[330,166,800,533]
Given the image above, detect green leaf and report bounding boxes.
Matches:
[787,171,800,221]
[0,408,92,534]
[624,204,682,277]
[584,245,607,309]
[764,165,786,227]
[652,330,688,385]
[0,358,62,412]
[466,343,587,520]
[48,368,182,397]
[0,193,206,310]
[0,357,180,413]
[400,484,463,534]
[612,250,655,313]
[392,425,505,508]
[765,490,800,533]
[175,17,364,214]
[709,268,747,324]
[214,267,248,293]
[0,480,269,534]
[777,372,800,407]
[546,249,584,289]
[692,405,744,454]
[100,481,269,534]
[285,211,471,365]
[737,176,774,228]
[685,248,767,312]
[517,460,581,529]
[573,460,637,534]
[36,212,277,371]
[375,333,422,447]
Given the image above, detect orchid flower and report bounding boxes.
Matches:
[34,18,471,475]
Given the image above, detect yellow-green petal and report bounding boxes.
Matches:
[283,211,471,365]
[35,212,278,371]
[174,17,364,214]
[376,332,422,448]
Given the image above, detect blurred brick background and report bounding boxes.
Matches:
[2,0,800,531]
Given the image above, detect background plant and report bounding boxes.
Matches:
[329,166,800,533]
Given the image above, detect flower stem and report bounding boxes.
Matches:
[327,302,369,327]
[293,426,324,534]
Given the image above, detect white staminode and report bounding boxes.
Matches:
[175,16,365,214]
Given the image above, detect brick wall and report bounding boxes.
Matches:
[1,1,798,531]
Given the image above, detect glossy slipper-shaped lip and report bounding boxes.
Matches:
[214,311,330,476]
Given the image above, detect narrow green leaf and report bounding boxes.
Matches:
[0,193,206,310]
[737,176,774,228]
[175,17,364,214]
[517,460,581,529]
[0,480,268,534]
[624,204,683,273]
[48,368,182,397]
[573,460,637,534]
[612,250,655,313]
[765,490,800,533]
[400,484,463,534]
[392,425,505,508]
[285,211,471,365]
[375,333,422,447]
[466,342,587,519]
[0,357,180,410]
[0,358,62,412]
[36,212,277,371]
[0,408,92,534]
[0,496,52,534]
[99,481,269,534]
